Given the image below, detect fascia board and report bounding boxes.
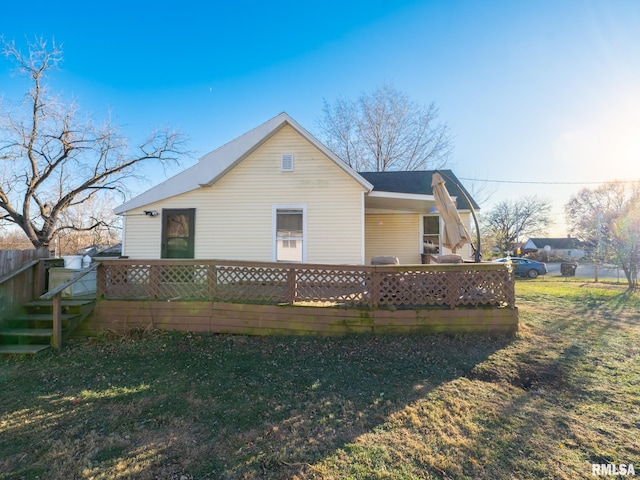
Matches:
[113,163,206,214]
[367,191,437,202]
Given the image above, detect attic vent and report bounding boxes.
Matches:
[281,154,294,171]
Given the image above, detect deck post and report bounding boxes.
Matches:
[52,292,62,349]
[286,268,297,304]
[370,270,381,308]
[33,260,45,298]
[208,264,217,300]
[447,271,457,309]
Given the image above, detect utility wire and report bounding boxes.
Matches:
[458,177,639,185]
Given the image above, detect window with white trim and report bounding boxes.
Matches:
[276,208,304,262]
[281,153,294,171]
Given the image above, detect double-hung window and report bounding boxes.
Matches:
[274,206,305,262]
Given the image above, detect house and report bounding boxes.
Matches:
[114,113,478,265]
[521,237,586,260]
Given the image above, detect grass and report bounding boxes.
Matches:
[1,280,639,479]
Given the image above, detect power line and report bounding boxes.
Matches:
[458,177,639,185]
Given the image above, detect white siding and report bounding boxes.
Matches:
[364,211,475,264]
[122,125,367,264]
[365,213,422,265]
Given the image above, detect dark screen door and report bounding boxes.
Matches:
[161,209,195,258]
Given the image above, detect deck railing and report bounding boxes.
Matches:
[97,259,515,309]
[40,263,99,349]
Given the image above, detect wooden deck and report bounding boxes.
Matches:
[86,299,517,335]
[85,259,518,336]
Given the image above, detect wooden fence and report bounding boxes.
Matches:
[0,248,48,277]
[87,259,518,335]
[0,249,50,320]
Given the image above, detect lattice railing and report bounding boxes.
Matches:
[376,269,451,308]
[214,264,290,304]
[97,260,515,309]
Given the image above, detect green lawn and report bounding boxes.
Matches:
[1,280,638,479]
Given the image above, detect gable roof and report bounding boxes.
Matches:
[525,237,585,250]
[359,170,479,210]
[114,112,373,214]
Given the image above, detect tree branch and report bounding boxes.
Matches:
[0,37,188,248]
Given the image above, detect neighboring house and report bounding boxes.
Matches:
[114,113,478,265]
[521,237,586,260]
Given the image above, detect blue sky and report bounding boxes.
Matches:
[2,0,639,234]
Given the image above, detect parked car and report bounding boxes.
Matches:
[493,257,548,278]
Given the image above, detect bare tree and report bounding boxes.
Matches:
[318,84,452,172]
[54,193,122,256]
[483,196,553,254]
[566,181,640,289]
[0,229,33,250]
[0,38,187,249]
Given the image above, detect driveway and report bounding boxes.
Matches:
[545,262,626,281]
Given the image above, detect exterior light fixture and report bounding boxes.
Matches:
[144,210,159,217]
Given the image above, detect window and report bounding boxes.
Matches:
[161,209,195,259]
[275,207,305,262]
[423,215,440,254]
[281,154,294,171]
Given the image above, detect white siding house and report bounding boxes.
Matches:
[115,113,478,265]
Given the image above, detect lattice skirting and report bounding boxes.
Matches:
[79,300,519,336]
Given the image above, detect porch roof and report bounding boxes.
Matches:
[360,170,479,211]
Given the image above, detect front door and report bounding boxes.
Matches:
[161,209,195,258]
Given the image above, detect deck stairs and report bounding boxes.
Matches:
[0,297,95,355]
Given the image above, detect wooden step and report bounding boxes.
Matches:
[9,313,79,322]
[0,328,55,337]
[0,296,95,354]
[25,299,94,308]
[0,344,50,355]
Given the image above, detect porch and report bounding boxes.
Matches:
[88,259,518,335]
